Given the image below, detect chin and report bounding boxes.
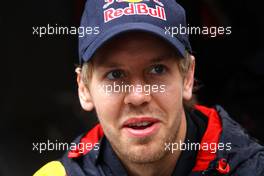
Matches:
[122,139,167,164]
[128,146,166,163]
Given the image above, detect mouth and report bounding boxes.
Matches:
[122,117,161,138]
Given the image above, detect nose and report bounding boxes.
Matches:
[124,84,151,106]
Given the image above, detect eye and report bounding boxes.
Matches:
[150,64,167,75]
[106,70,125,80]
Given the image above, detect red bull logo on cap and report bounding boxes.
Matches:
[103,0,166,23]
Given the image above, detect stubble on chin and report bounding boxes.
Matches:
[109,124,181,164]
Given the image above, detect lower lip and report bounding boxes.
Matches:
[123,123,161,138]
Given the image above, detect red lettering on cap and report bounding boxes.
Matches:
[149,7,157,17]
[103,3,167,23]
[136,3,148,15]
[114,8,123,17]
[160,6,166,20]
[124,3,135,15]
[104,8,115,23]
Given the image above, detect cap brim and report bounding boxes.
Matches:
[81,22,186,63]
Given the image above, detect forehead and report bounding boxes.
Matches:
[92,31,179,66]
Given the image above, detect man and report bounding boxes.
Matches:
[34,0,264,175]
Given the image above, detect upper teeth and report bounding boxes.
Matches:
[128,122,150,127]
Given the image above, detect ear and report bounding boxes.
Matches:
[183,55,195,101]
[76,68,94,111]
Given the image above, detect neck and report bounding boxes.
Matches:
[123,113,187,176]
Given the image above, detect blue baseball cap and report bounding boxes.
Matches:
[79,0,192,64]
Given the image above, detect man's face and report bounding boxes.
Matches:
[78,32,194,164]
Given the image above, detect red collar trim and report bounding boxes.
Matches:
[192,105,223,172]
[68,123,104,158]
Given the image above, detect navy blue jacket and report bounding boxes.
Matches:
[59,105,264,176]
